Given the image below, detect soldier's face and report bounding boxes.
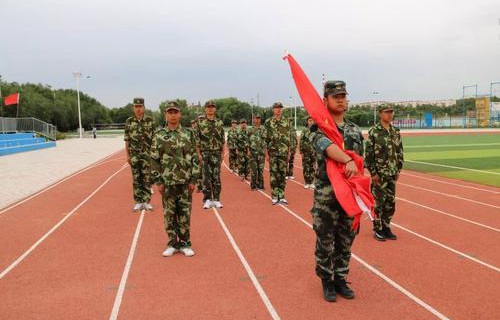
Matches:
[324,94,347,114]
[205,106,216,117]
[231,123,237,128]
[133,105,145,118]
[254,118,261,126]
[380,110,394,122]
[240,123,247,129]
[165,110,181,125]
[273,107,282,118]
[307,118,314,127]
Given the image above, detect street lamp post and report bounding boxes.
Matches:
[372,91,380,124]
[73,72,91,138]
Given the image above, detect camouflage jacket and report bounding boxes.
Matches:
[227,128,239,150]
[196,117,225,152]
[150,126,200,186]
[249,126,266,155]
[289,127,298,150]
[299,127,314,155]
[311,120,364,200]
[365,123,404,177]
[124,116,157,153]
[236,128,250,153]
[263,117,291,155]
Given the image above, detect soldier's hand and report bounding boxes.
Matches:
[371,174,380,185]
[345,161,358,179]
[157,184,165,194]
[188,184,195,194]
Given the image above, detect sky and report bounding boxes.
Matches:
[1,0,499,109]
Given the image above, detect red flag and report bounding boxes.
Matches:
[4,93,20,106]
[283,53,374,229]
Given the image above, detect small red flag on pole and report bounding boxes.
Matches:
[4,93,20,106]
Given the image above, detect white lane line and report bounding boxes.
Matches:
[213,207,280,320]
[405,160,500,176]
[0,149,124,215]
[397,197,500,233]
[0,165,127,280]
[283,169,500,273]
[398,182,500,209]
[109,210,145,320]
[392,223,500,273]
[404,143,500,148]
[221,156,449,319]
[400,172,500,195]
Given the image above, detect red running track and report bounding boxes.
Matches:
[0,150,499,319]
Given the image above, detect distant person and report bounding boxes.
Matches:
[237,119,250,181]
[151,101,199,257]
[249,115,266,190]
[227,120,239,174]
[195,101,225,209]
[124,97,157,212]
[264,102,291,205]
[299,117,316,189]
[286,119,298,180]
[191,118,203,193]
[365,104,404,241]
[310,80,364,302]
[92,126,97,139]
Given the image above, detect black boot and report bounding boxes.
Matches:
[383,227,397,240]
[321,278,336,302]
[373,229,386,241]
[333,278,355,299]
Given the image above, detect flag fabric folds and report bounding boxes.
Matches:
[283,53,374,230]
[4,93,20,106]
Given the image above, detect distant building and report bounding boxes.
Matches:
[354,99,456,108]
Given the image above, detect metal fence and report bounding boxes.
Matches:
[0,117,57,140]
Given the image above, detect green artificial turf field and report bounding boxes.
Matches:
[401,134,500,187]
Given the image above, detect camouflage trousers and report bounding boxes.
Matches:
[129,152,152,203]
[301,152,316,185]
[250,152,265,189]
[372,175,397,231]
[201,151,222,202]
[312,190,357,280]
[228,148,238,172]
[238,150,250,178]
[287,148,297,177]
[269,153,288,199]
[162,184,192,249]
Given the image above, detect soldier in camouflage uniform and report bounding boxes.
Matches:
[151,102,199,257]
[237,119,250,181]
[249,115,266,190]
[227,120,239,174]
[191,118,203,193]
[286,120,298,179]
[264,102,291,205]
[310,81,364,302]
[300,116,316,189]
[124,97,157,212]
[365,104,404,241]
[196,101,225,209]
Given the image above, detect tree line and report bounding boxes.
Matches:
[1,80,497,132]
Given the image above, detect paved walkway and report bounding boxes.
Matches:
[0,137,125,209]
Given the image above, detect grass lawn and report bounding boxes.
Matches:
[401,134,500,187]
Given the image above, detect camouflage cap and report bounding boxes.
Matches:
[231,119,238,124]
[191,119,197,124]
[272,102,284,109]
[240,119,247,123]
[165,101,180,112]
[204,100,217,108]
[378,104,394,112]
[324,80,348,96]
[133,97,145,105]
[254,114,262,118]
[198,114,206,119]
